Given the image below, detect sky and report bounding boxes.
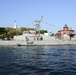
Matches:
[0,0,76,33]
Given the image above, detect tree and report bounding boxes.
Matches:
[0,27,5,35]
[0,27,6,39]
[40,30,47,34]
[20,27,34,32]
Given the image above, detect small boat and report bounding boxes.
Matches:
[17,41,37,46]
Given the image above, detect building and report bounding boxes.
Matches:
[58,24,74,36]
[58,24,75,40]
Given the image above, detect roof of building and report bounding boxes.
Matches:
[64,24,68,28]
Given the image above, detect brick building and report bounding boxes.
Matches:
[58,24,74,37]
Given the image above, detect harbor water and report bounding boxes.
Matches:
[0,45,76,75]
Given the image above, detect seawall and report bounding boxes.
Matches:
[0,40,76,46]
[0,40,18,46]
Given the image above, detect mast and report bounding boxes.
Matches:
[34,16,43,36]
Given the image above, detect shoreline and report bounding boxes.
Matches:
[0,40,76,46]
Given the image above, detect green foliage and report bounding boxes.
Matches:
[0,27,5,35]
[40,30,47,34]
[5,27,12,32]
[20,27,34,32]
[0,27,47,39]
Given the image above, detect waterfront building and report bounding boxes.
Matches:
[58,24,74,36]
[58,24,75,40]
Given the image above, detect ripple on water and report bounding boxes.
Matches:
[0,45,76,75]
